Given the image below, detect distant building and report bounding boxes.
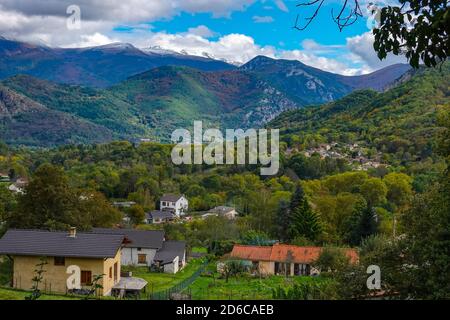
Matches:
[207,206,238,220]
[112,201,136,208]
[0,172,10,182]
[8,177,28,194]
[160,194,188,216]
[230,244,358,276]
[146,211,176,224]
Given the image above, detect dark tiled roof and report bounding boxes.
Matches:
[0,229,124,258]
[160,194,183,202]
[154,241,186,265]
[92,228,165,249]
[147,211,176,220]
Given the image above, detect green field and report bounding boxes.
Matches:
[0,287,79,300]
[122,258,206,294]
[185,272,327,300]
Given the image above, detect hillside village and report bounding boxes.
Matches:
[0,190,361,300]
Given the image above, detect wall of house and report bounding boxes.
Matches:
[258,261,275,275]
[121,247,157,266]
[160,197,188,216]
[102,250,122,295]
[12,251,121,296]
[163,256,179,274]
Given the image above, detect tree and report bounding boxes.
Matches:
[294,1,449,68]
[25,257,48,300]
[373,0,449,68]
[0,186,16,225]
[10,164,79,230]
[360,178,387,207]
[315,247,351,274]
[275,200,291,241]
[344,200,378,246]
[383,172,413,208]
[77,191,123,228]
[288,185,322,241]
[127,205,146,226]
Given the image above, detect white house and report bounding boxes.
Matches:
[207,206,239,220]
[145,211,176,224]
[93,228,165,267]
[153,241,187,274]
[92,228,187,274]
[160,194,188,216]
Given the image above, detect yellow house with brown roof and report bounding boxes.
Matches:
[0,228,126,296]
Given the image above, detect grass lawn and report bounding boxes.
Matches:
[122,258,206,294]
[185,272,327,300]
[0,287,79,300]
[191,247,208,254]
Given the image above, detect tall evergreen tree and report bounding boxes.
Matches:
[288,185,322,241]
[275,200,290,241]
[344,201,378,246]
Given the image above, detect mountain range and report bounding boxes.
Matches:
[0,38,416,146]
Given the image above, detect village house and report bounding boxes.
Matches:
[92,228,164,267]
[145,210,176,224]
[160,194,188,216]
[0,228,126,296]
[230,244,358,276]
[153,241,187,274]
[7,177,28,194]
[0,172,10,182]
[92,228,186,274]
[112,201,137,208]
[206,206,239,220]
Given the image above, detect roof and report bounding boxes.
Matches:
[113,277,148,291]
[160,194,183,202]
[0,229,124,259]
[154,241,186,265]
[231,244,359,264]
[230,245,273,261]
[209,206,236,214]
[147,211,176,220]
[92,228,165,249]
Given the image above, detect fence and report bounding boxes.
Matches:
[149,261,208,300]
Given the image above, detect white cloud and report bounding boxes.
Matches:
[253,15,275,23]
[146,32,277,64]
[0,1,255,46]
[346,32,407,71]
[0,2,408,75]
[186,25,216,38]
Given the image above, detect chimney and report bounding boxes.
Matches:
[68,227,77,238]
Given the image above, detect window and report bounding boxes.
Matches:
[109,267,112,279]
[54,257,65,266]
[138,254,147,264]
[80,271,92,285]
[114,263,118,282]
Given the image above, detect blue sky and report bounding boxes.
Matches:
[0,0,405,75]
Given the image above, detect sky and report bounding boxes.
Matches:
[0,0,406,75]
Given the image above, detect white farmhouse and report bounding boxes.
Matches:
[160,194,188,216]
[92,228,187,274]
[93,228,164,267]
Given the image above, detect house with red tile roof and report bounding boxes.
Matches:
[230,244,358,276]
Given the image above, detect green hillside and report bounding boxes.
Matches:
[269,64,450,164]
